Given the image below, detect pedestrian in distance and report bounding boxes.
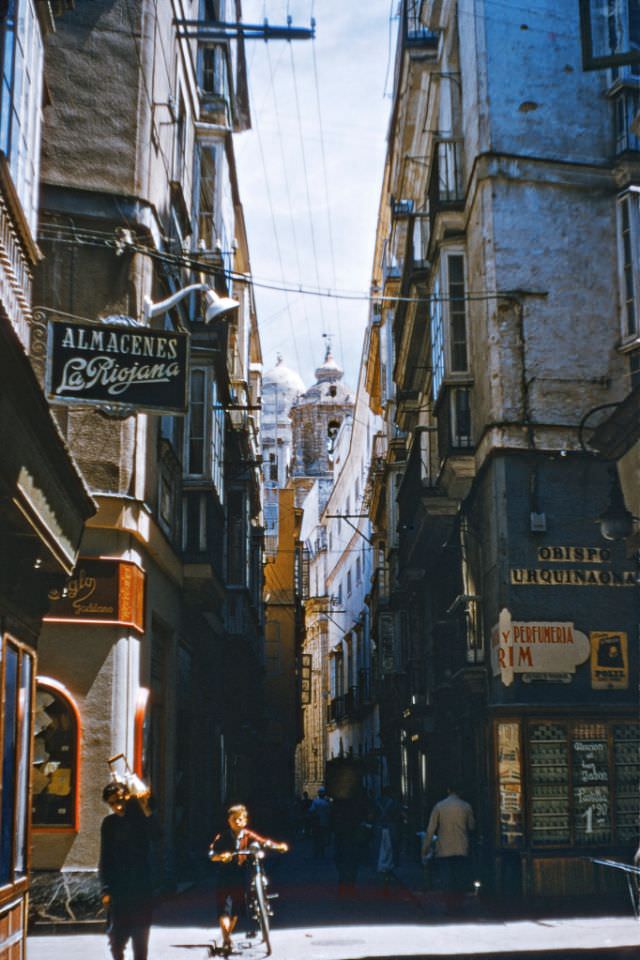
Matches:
[375,785,403,887]
[331,789,370,898]
[208,803,288,952]
[99,780,158,960]
[308,786,331,858]
[421,784,475,915]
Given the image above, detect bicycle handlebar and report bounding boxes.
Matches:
[209,841,288,861]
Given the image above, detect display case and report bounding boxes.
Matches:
[529,723,570,845]
[614,723,640,843]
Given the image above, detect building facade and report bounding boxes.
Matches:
[27,0,264,918]
[260,356,305,816]
[0,3,95,957]
[366,0,640,899]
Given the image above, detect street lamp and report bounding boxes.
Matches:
[598,468,638,541]
[143,282,239,325]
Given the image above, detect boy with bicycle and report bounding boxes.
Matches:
[209,804,288,952]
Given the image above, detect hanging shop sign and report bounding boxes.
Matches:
[590,631,629,690]
[510,544,636,587]
[45,558,145,633]
[46,317,188,415]
[492,608,590,686]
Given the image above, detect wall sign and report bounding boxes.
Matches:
[45,558,145,633]
[590,631,629,690]
[46,317,188,414]
[492,608,589,686]
[510,544,635,587]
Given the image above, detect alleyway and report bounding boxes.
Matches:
[27,836,640,959]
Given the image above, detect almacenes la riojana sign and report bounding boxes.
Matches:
[46,316,188,415]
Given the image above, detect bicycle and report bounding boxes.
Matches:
[211,842,284,957]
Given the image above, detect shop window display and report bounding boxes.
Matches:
[497,719,640,848]
[32,684,78,829]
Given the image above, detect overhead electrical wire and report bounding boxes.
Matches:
[247,70,304,374]
[38,223,532,306]
[310,32,345,368]
[265,39,315,354]
[287,41,329,337]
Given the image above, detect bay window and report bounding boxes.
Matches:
[616,190,640,340]
[0,0,43,235]
[184,366,225,500]
[430,251,469,399]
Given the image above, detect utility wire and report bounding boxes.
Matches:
[38,226,533,305]
[310,33,345,368]
[247,75,303,373]
[265,40,315,355]
[288,41,328,339]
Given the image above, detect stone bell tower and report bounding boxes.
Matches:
[289,340,354,509]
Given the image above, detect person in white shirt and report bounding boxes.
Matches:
[421,786,475,913]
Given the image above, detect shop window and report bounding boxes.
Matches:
[497,718,640,848]
[32,680,79,831]
[1,636,34,884]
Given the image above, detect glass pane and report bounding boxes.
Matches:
[572,723,611,844]
[32,686,76,827]
[14,653,32,874]
[0,643,19,883]
[614,723,640,842]
[529,723,570,845]
[583,0,640,68]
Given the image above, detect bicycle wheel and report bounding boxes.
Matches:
[253,872,271,956]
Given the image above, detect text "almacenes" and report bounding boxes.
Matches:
[60,325,179,359]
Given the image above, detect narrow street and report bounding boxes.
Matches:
[27,837,640,960]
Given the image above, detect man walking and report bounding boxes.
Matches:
[99,781,157,960]
[308,786,331,858]
[421,785,475,914]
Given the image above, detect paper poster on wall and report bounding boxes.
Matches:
[590,632,628,689]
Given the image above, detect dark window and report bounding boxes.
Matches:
[449,255,468,371]
[187,370,206,475]
[1,642,19,882]
[227,489,246,586]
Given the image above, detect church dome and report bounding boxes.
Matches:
[263,354,305,396]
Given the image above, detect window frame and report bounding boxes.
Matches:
[31,677,81,834]
[494,716,640,850]
[616,190,640,343]
[0,0,44,236]
[184,365,225,501]
[0,633,35,886]
[430,249,470,401]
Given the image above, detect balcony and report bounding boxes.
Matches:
[403,1,440,55]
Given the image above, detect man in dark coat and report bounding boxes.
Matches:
[99,781,157,960]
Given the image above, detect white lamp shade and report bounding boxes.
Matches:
[204,289,239,323]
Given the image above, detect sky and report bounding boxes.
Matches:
[234,1,395,392]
